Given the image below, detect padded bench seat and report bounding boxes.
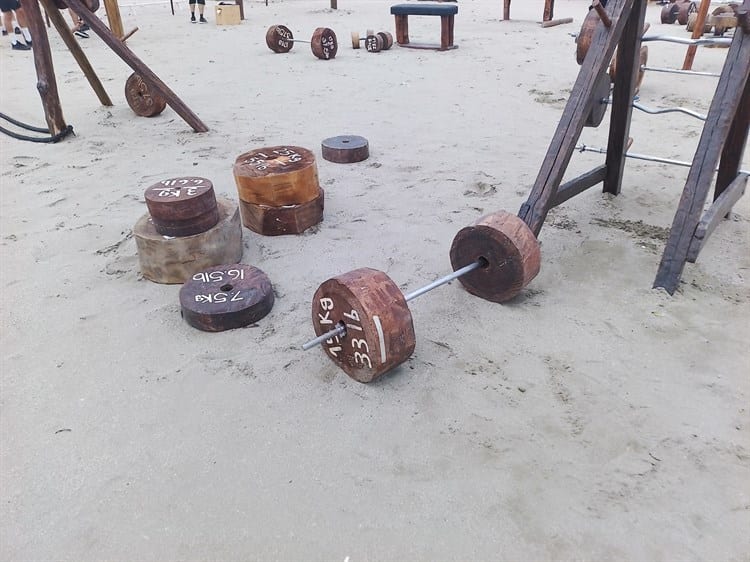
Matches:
[390,3,458,51]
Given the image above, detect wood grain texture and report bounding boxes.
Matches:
[234,146,320,206]
[239,189,324,236]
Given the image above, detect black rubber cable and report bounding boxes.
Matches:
[0,111,75,143]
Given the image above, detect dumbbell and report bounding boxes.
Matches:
[302,211,541,383]
[265,25,338,60]
[351,30,394,52]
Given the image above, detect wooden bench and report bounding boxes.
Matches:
[390,3,458,51]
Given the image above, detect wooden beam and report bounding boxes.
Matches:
[715,75,750,202]
[64,0,208,132]
[103,0,124,38]
[653,27,750,293]
[550,165,607,207]
[39,0,112,106]
[686,173,748,262]
[23,0,67,135]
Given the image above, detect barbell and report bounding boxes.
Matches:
[265,25,338,60]
[302,211,541,382]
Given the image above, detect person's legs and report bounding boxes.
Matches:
[1,0,29,49]
[197,0,206,22]
[189,0,196,22]
[13,5,31,45]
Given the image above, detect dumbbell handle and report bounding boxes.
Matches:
[302,260,484,350]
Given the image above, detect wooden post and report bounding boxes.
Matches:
[103,0,124,38]
[714,70,750,202]
[38,0,113,106]
[64,0,208,132]
[330,0,337,9]
[23,0,67,135]
[543,0,555,22]
[503,0,510,20]
[682,0,710,70]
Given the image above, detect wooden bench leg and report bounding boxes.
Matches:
[395,14,409,45]
[504,0,511,20]
[544,0,555,21]
[441,15,450,50]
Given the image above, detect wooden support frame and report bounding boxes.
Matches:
[503,0,555,22]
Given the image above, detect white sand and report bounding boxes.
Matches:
[1,0,749,559]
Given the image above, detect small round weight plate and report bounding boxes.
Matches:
[608,45,648,95]
[351,31,361,49]
[266,24,294,53]
[233,146,320,207]
[365,33,383,53]
[180,264,274,332]
[677,1,696,25]
[239,189,324,236]
[449,211,541,303]
[378,31,393,50]
[584,71,611,128]
[135,198,243,284]
[144,177,220,237]
[311,27,338,60]
[661,2,680,23]
[321,135,369,164]
[576,9,599,65]
[311,268,416,383]
[125,72,167,117]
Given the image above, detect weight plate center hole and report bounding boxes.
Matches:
[220,284,233,292]
[478,256,490,268]
[342,140,350,143]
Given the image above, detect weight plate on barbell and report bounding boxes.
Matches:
[321,135,369,163]
[144,177,220,237]
[378,31,394,50]
[576,9,600,65]
[661,2,680,24]
[585,70,612,128]
[311,27,338,60]
[311,268,416,383]
[608,45,648,95]
[365,33,383,53]
[180,264,275,332]
[266,24,294,53]
[125,72,167,117]
[238,188,324,236]
[449,211,541,303]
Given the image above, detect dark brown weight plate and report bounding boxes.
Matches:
[125,72,167,117]
[311,268,416,383]
[661,2,680,23]
[239,189,324,236]
[365,33,383,53]
[378,31,394,50]
[233,146,320,206]
[677,1,696,25]
[321,135,369,164]
[145,177,220,236]
[180,264,274,332]
[609,45,648,94]
[266,24,294,53]
[585,70,611,127]
[449,211,541,303]
[311,27,338,60]
[576,9,600,65]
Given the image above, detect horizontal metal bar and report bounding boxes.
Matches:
[641,35,732,46]
[642,65,720,77]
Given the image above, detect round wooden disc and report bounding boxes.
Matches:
[134,198,243,284]
[233,145,320,206]
[321,135,369,164]
[311,268,415,383]
[449,211,541,303]
[239,188,324,236]
[351,31,361,49]
[677,1,696,25]
[378,31,394,50]
[661,2,680,24]
[144,177,219,237]
[576,9,600,65]
[180,264,274,332]
[585,70,612,128]
[608,45,648,95]
[365,33,383,53]
[686,12,712,33]
[125,73,167,117]
[310,27,338,60]
[266,24,294,53]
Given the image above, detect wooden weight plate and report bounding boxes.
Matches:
[239,188,324,236]
[180,264,274,332]
[576,9,600,65]
[144,177,220,237]
[686,13,712,33]
[310,27,338,60]
[609,45,648,94]
[378,31,394,50]
[311,268,416,383]
[449,211,541,303]
[677,1,696,25]
[266,24,294,53]
[661,2,680,23]
[585,70,612,127]
[321,135,369,164]
[135,198,243,284]
[365,33,383,53]
[351,31,362,49]
[233,145,320,207]
[125,73,167,117]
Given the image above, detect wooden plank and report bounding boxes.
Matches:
[541,17,573,28]
[715,76,750,201]
[653,28,750,293]
[682,0,711,70]
[39,0,112,107]
[603,0,647,195]
[518,0,638,236]
[23,0,67,135]
[64,0,208,133]
[550,165,607,207]
[103,0,124,39]
[686,173,748,262]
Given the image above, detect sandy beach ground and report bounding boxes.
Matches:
[1,0,749,559]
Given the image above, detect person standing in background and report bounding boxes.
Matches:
[1,0,32,50]
[189,0,207,23]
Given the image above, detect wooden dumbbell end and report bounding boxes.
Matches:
[351,31,361,49]
[311,27,338,60]
[576,9,599,65]
[145,176,220,236]
[449,211,540,303]
[180,264,275,332]
[321,135,369,163]
[239,189,324,236]
[311,268,416,383]
[234,146,320,206]
[125,72,167,117]
[266,24,294,53]
[378,31,394,50]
